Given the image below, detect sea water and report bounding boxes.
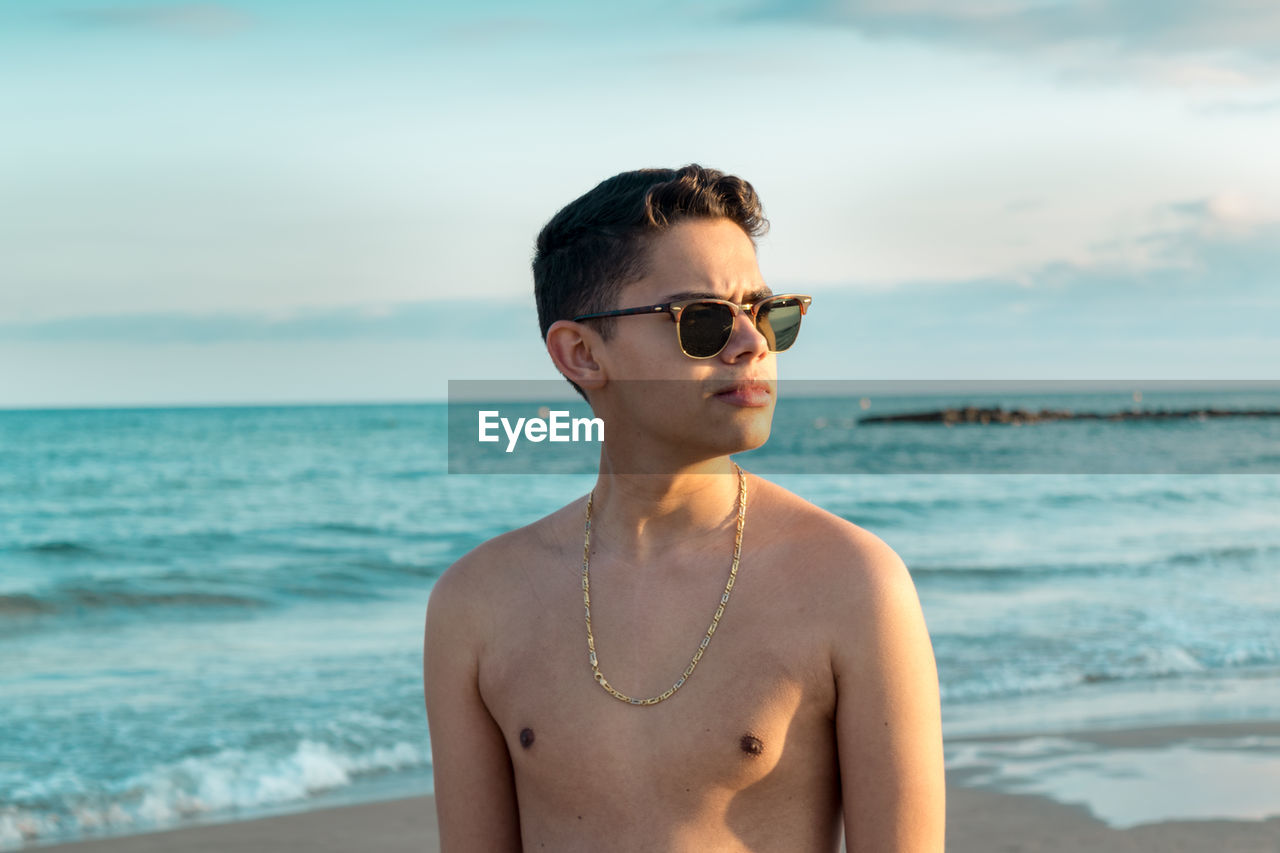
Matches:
[2,390,1278,847]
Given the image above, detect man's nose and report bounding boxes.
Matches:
[721,308,769,361]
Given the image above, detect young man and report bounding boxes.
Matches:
[425,165,944,851]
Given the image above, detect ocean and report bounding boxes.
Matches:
[2,388,1279,848]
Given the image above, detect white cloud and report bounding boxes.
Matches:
[739,0,1280,88]
[60,3,251,37]
[1202,191,1264,224]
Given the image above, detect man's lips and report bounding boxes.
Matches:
[712,380,773,407]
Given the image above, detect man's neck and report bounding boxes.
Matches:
[585,457,743,564]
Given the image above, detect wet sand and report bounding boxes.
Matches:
[32,787,1280,853]
[33,721,1280,852]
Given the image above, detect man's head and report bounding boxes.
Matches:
[533,165,769,399]
[532,166,800,469]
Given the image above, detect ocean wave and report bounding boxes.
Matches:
[0,739,430,850]
[313,521,387,536]
[348,557,439,578]
[910,560,1123,580]
[382,469,437,481]
[273,581,385,601]
[64,588,271,610]
[1081,644,1208,683]
[941,668,1086,702]
[913,539,1276,580]
[1164,542,1279,566]
[939,642,1280,703]
[0,586,272,620]
[0,594,55,615]
[17,541,99,556]
[1206,639,1280,669]
[136,530,241,548]
[0,558,438,623]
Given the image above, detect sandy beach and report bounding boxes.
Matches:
[32,796,439,853]
[30,720,1280,853]
[30,784,1280,853]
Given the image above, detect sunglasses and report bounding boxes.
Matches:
[573,293,812,359]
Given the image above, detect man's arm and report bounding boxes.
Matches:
[832,534,945,852]
[424,557,522,852]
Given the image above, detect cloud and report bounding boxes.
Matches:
[980,198,1280,362]
[1019,192,1278,278]
[838,192,1280,337]
[59,3,250,37]
[0,299,536,345]
[1167,191,1262,226]
[736,0,1280,87]
[1117,192,1278,274]
[785,202,1279,380]
[1195,95,1280,114]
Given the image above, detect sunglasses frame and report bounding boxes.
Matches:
[573,293,813,359]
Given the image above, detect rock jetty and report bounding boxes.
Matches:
[858,406,1280,425]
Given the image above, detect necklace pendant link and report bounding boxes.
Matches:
[581,464,747,706]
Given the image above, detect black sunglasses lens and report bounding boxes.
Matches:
[758,298,803,352]
[678,302,735,357]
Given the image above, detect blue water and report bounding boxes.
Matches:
[2,392,1279,848]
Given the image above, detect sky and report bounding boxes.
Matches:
[2,0,1278,407]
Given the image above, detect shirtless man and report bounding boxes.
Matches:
[425,165,944,852]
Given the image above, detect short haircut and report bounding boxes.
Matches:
[532,164,769,397]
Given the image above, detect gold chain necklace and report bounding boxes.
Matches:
[581,463,747,706]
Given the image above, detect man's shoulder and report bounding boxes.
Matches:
[750,474,913,602]
[751,476,929,680]
[429,495,585,610]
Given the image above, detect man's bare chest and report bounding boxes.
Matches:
[477,570,837,810]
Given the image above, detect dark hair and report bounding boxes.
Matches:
[532,164,769,396]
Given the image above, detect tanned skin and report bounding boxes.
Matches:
[425,218,944,852]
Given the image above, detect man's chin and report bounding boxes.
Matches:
[716,419,773,457]
[658,416,772,469]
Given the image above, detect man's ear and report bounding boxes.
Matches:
[545,320,606,392]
